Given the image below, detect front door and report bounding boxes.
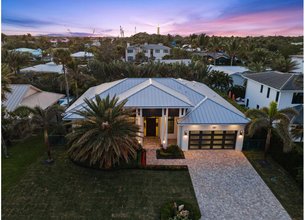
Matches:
[146,118,156,136]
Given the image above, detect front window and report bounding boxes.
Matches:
[127,49,133,53]
[168,117,174,134]
[127,56,134,61]
[267,88,270,98]
[155,49,160,53]
[163,49,169,53]
[292,92,303,104]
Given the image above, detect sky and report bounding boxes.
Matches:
[1,0,304,37]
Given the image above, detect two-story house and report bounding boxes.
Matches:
[125,43,170,62]
[243,71,303,110]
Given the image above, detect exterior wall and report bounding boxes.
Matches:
[178,124,245,151]
[125,47,170,61]
[278,90,303,109]
[231,74,246,87]
[245,79,279,109]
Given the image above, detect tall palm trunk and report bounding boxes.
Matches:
[62,64,70,106]
[44,127,52,161]
[230,56,233,66]
[264,128,272,159]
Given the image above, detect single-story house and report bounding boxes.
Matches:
[20,62,63,74]
[3,84,65,112]
[71,51,94,59]
[64,78,249,151]
[209,65,250,86]
[11,48,42,58]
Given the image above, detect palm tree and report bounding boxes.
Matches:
[53,49,72,106]
[66,95,140,169]
[245,101,298,157]
[14,105,64,162]
[291,125,303,142]
[4,51,31,74]
[271,57,298,72]
[225,38,240,66]
[248,61,267,72]
[1,64,14,101]
[208,37,220,65]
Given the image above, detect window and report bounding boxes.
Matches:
[256,105,260,109]
[246,99,249,107]
[155,49,160,53]
[260,85,263,93]
[167,117,175,134]
[143,49,147,53]
[163,49,169,53]
[127,49,133,53]
[127,56,134,61]
[275,91,280,102]
[292,92,303,104]
[267,88,270,98]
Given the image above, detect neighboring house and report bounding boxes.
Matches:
[20,62,63,74]
[290,55,303,74]
[3,84,64,112]
[209,65,250,86]
[158,59,192,66]
[289,105,303,142]
[194,52,231,65]
[125,43,171,62]
[64,78,249,151]
[71,51,94,60]
[181,44,201,52]
[244,71,303,110]
[11,48,42,58]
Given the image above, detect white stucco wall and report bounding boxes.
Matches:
[245,80,279,109]
[278,90,303,109]
[178,124,245,151]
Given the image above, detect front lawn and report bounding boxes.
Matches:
[2,146,200,219]
[2,135,45,193]
[244,151,303,220]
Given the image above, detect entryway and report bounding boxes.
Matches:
[146,118,156,136]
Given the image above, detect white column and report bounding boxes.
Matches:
[163,108,169,148]
[136,109,142,145]
[160,109,164,144]
[177,108,183,147]
[139,109,144,145]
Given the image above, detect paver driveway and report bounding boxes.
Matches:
[147,150,291,220]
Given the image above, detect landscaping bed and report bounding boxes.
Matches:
[161,200,201,220]
[156,145,185,159]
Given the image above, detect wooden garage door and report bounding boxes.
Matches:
[188,130,237,150]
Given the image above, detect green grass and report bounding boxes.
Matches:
[2,135,46,193]
[244,151,303,220]
[2,144,200,219]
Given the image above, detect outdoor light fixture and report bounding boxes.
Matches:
[212,125,217,129]
[184,131,188,136]
[239,130,243,136]
[162,140,166,144]
[138,140,141,144]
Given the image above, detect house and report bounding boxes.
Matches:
[3,84,64,112]
[11,48,42,58]
[20,62,63,74]
[71,51,94,60]
[158,59,192,66]
[209,65,250,86]
[64,78,249,151]
[290,55,303,74]
[244,71,303,110]
[193,52,231,65]
[125,43,171,62]
[289,105,303,142]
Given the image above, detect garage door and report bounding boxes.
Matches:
[188,130,237,149]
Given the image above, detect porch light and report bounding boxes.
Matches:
[212,125,217,129]
[138,140,141,144]
[184,131,188,136]
[239,130,243,136]
[162,140,166,144]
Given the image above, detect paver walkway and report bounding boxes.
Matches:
[146,149,291,220]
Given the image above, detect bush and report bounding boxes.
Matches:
[157,145,185,159]
[161,200,201,220]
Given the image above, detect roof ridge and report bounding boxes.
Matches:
[279,74,295,90]
[178,97,208,123]
[173,78,206,97]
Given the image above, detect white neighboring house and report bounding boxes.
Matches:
[11,48,42,58]
[71,51,94,60]
[20,62,63,74]
[244,71,303,110]
[64,78,249,151]
[209,65,250,86]
[3,84,64,112]
[125,43,170,62]
[290,55,303,74]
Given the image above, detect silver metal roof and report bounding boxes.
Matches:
[3,84,30,112]
[64,78,248,124]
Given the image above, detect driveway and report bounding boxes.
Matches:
[146,150,291,220]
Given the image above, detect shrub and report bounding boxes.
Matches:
[157,145,185,159]
[161,200,201,220]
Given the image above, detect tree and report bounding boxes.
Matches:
[225,38,240,66]
[13,105,64,162]
[1,64,14,101]
[4,51,31,74]
[271,57,298,72]
[245,101,298,157]
[53,49,72,106]
[66,95,140,169]
[248,61,267,72]
[207,37,220,65]
[135,51,147,63]
[205,70,233,92]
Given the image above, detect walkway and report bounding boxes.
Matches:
[146,149,291,220]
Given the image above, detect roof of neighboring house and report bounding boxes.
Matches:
[3,84,64,112]
[127,43,170,50]
[71,51,94,58]
[290,105,303,125]
[64,78,248,124]
[158,59,192,65]
[12,48,42,57]
[243,71,303,90]
[209,65,249,75]
[20,62,63,74]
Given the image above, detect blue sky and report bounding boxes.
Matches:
[2,0,303,36]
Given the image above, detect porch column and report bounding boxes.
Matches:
[177,108,183,146]
[162,108,169,148]
[139,109,144,145]
[136,108,143,145]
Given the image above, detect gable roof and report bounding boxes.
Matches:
[20,62,63,74]
[178,98,249,124]
[3,84,64,112]
[71,51,94,58]
[244,71,303,90]
[64,78,248,124]
[209,65,249,75]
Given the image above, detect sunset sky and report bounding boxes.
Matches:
[2,0,303,36]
